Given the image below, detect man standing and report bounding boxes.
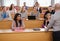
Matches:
[46,3,60,41]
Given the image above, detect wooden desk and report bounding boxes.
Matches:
[0,29,52,41]
[24,20,44,29]
[0,21,12,29]
[0,20,44,29]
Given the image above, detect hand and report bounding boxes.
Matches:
[44,26,48,32]
[20,27,25,30]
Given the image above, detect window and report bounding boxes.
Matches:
[3,0,17,6]
[19,0,34,7]
[54,0,60,4]
[37,0,51,7]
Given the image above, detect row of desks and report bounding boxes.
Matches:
[0,29,53,41]
[0,20,44,29]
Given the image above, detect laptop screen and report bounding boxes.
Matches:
[28,16,36,20]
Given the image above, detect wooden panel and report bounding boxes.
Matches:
[0,32,53,41]
[0,21,12,29]
[0,20,44,29]
[39,14,44,18]
[24,20,44,29]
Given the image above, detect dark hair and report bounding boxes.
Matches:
[14,13,22,27]
[9,4,14,10]
[21,7,25,13]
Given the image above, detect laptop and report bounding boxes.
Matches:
[28,16,36,20]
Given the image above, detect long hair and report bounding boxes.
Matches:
[9,4,14,10]
[14,13,22,27]
[21,7,25,13]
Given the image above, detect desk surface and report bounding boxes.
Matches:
[0,28,53,41]
[0,28,53,34]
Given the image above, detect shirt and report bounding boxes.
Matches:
[47,10,60,31]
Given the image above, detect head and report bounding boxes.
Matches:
[34,2,39,7]
[46,13,51,19]
[2,6,7,12]
[14,13,22,27]
[54,3,60,11]
[9,4,15,10]
[23,2,26,6]
[48,6,52,11]
[14,13,21,21]
[33,6,37,11]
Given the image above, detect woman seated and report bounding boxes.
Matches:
[30,6,40,19]
[20,7,28,20]
[12,13,25,31]
[34,2,42,13]
[8,4,17,14]
[44,13,51,26]
[44,6,55,19]
[0,6,12,21]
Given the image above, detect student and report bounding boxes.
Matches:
[20,7,28,19]
[30,6,40,19]
[44,6,55,19]
[12,13,25,31]
[44,13,51,26]
[34,2,42,13]
[9,4,17,14]
[0,6,12,21]
[22,2,28,10]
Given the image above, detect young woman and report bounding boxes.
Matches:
[9,4,17,14]
[20,7,28,20]
[12,13,25,31]
[44,6,55,19]
[0,6,12,21]
[34,2,42,13]
[44,13,51,26]
[30,6,40,19]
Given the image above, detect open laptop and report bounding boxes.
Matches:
[28,16,36,20]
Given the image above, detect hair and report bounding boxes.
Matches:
[2,6,5,9]
[9,4,14,10]
[14,13,22,27]
[46,13,51,19]
[21,7,25,13]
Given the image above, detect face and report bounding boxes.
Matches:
[16,15,21,20]
[12,4,14,9]
[24,2,26,6]
[33,7,37,11]
[3,7,7,12]
[47,13,51,19]
[48,7,52,11]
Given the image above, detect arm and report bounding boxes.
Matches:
[0,12,3,21]
[21,21,25,28]
[25,11,28,19]
[12,21,16,30]
[7,12,13,20]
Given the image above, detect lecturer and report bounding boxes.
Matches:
[46,3,60,41]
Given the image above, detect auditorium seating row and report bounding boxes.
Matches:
[0,20,44,29]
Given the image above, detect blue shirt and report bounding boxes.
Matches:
[1,12,8,19]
